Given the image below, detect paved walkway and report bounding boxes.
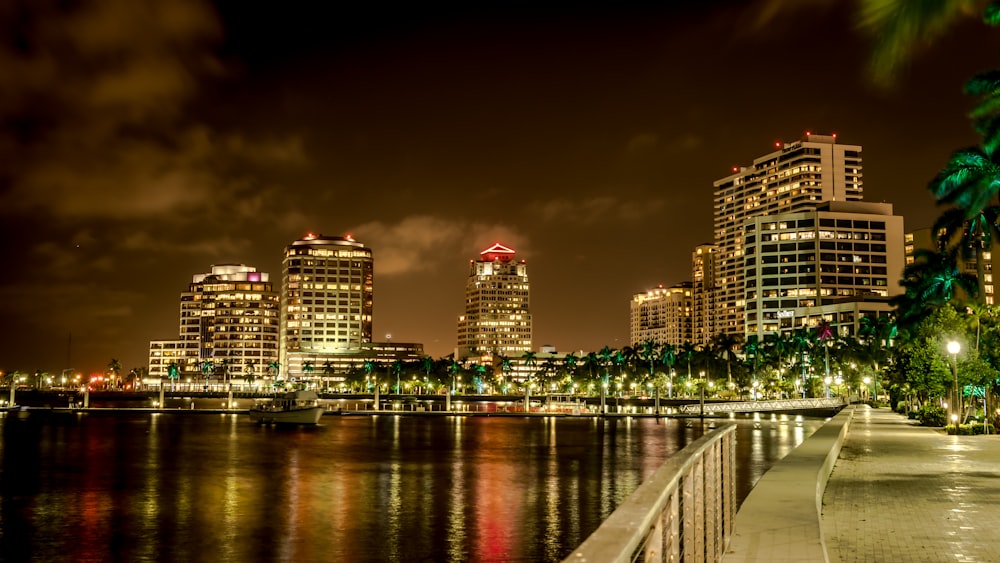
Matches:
[822,407,1000,562]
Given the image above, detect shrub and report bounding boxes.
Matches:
[917,404,946,427]
[945,423,986,435]
[907,410,918,420]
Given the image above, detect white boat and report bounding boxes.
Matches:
[249,390,325,425]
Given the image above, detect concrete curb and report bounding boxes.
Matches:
[724,406,855,562]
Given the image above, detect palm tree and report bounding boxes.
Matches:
[303,360,315,388]
[859,314,898,403]
[638,339,660,409]
[167,361,180,391]
[497,354,513,394]
[711,333,743,390]
[448,359,463,394]
[743,336,763,398]
[639,339,658,382]
[582,352,600,387]
[762,332,792,398]
[789,329,813,398]
[391,360,404,394]
[932,206,1000,304]
[895,246,979,326]
[678,343,698,394]
[539,359,558,392]
[562,353,579,383]
[107,358,122,388]
[200,359,214,390]
[268,361,281,390]
[597,346,614,385]
[473,364,487,394]
[244,360,258,388]
[816,320,835,396]
[658,343,677,398]
[322,360,335,390]
[855,0,997,84]
[362,359,377,392]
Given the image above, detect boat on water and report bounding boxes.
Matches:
[249,390,325,425]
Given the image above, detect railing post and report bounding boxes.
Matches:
[562,425,736,563]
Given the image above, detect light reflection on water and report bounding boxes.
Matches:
[0,412,823,562]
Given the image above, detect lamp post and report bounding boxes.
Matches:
[948,340,961,433]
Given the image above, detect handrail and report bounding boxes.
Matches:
[678,397,846,414]
[563,424,736,563]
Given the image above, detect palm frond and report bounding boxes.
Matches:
[857,0,982,84]
[985,0,1000,24]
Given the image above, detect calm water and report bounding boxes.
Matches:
[0,412,822,562]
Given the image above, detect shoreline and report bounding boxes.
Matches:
[3,404,832,420]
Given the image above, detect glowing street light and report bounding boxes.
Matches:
[948,340,961,434]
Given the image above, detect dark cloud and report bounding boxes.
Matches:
[2,0,999,373]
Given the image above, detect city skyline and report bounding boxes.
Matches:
[2,1,999,373]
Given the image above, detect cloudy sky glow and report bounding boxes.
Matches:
[2,0,998,374]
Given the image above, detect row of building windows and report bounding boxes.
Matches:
[747,275,888,287]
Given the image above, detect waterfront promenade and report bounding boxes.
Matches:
[726,406,1000,562]
[823,407,1000,563]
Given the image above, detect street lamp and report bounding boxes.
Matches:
[948,340,961,433]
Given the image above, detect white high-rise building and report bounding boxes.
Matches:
[743,201,904,339]
[713,134,863,337]
[630,283,693,347]
[149,263,279,381]
[457,243,532,360]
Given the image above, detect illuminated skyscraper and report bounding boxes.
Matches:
[691,243,717,347]
[630,283,693,347]
[457,243,532,360]
[149,263,279,381]
[713,134,863,337]
[280,233,374,374]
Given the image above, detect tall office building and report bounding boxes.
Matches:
[630,283,693,347]
[280,233,374,374]
[743,201,904,339]
[713,134,863,337]
[691,244,717,347]
[279,233,423,380]
[457,243,532,360]
[149,263,279,380]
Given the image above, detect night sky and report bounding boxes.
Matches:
[2,0,999,375]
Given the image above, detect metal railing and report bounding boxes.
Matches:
[563,424,736,563]
[677,397,846,415]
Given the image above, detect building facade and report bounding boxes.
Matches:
[457,243,532,361]
[630,283,693,347]
[148,263,279,381]
[743,201,904,339]
[713,134,863,338]
[691,244,717,347]
[280,233,374,376]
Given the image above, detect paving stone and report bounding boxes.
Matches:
[822,407,1000,563]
